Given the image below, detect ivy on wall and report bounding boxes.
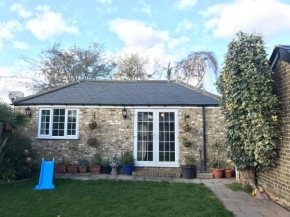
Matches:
[216,32,280,171]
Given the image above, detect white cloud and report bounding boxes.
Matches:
[26,5,79,40]
[174,0,197,10]
[0,61,35,103]
[97,0,112,4]
[13,40,30,50]
[0,20,22,40]
[108,19,190,66]
[10,3,33,18]
[200,0,290,38]
[175,19,194,33]
[141,2,152,17]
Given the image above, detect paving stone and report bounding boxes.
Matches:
[267,204,290,217]
[89,174,109,180]
[58,175,73,179]
[153,177,172,182]
[172,178,193,183]
[116,175,136,180]
[75,177,89,180]
[223,202,241,212]
[213,191,229,199]
[233,211,263,217]
[134,177,145,181]
[144,178,162,182]
[77,173,91,176]
[107,175,117,180]
[55,173,65,178]
[191,179,202,184]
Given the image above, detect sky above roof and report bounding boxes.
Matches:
[1,0,290,102]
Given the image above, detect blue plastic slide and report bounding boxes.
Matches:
[35,158,55,190]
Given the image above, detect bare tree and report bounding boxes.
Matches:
[173,51,218,88]
[113,53,164,80]
[22,41,115,92]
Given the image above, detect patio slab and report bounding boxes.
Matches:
[55,174,290,217]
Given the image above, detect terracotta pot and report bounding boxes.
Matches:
[67,165,78,173]
[79,166,87,173]
[55,164,67,173]
[87,139,97,146]
[183,142,191,147]
[225,169,232,178]
[183,126,191,132]
[91,165,101,174]
[212,168,224,179]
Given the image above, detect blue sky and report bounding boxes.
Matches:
[1,0,290,102]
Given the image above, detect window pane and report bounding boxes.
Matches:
[40,110,50,135]
[52,109,65,137]
[67,110,77,136]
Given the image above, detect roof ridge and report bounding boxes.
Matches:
[12,81,80,104]
[80,79,176,83]
[175,80,220,100]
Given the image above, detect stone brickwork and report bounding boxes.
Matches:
[17,107,227,172]
[257,60,290,210]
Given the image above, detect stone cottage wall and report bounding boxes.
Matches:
[257,60,290,209]
[16,107,227,170]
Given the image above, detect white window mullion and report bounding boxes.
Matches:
[64,109,68,137]
[49,108,53,137]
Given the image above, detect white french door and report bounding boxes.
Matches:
[134,109,179,167]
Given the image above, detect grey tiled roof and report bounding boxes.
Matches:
[13,80,219,106]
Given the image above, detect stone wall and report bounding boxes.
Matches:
[16,107,227,170]
[257,59,290,209]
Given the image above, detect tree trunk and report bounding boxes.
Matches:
[236,167,257,189]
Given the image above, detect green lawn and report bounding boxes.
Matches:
[0,179,233,217]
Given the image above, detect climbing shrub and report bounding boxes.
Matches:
[216,32,280,171]
[2,132,39,180]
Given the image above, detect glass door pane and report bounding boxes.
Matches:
[159,112,175,162]
[137,112,154,161]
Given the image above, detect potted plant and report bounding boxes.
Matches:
[88,121,97,130]
[209,139,224,179]
[87,137,97,146]
[181,155,196,179]
[101,158,111,174]
[78,158,88,173]
[55,157,67,173]
[181,123,191,132]
[182,135,192,147]
[67,143,79,173]
[120,151,135,175]
[91,154,102,174]
[225,165,233,178]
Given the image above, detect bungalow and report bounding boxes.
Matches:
[13,80,227,176]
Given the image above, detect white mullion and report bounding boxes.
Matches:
[64,109,68,137]
[49,108,53,137]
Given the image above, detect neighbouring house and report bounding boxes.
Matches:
[12,80,227,177]
[257,45,290,209]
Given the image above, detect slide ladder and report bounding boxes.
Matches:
[35,158,55,190]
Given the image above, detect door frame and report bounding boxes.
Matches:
[133,109,179,167]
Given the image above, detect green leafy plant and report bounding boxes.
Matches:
[101,158,110,166]
[226,183,253,194]
[216,32,280,171]
[1,167,16,182]
[209,139,223,169]
[78,158,88,166]
[0,138,9,173]
[91,154,102,165]
[120,151,134,165]
[183,155,196,167]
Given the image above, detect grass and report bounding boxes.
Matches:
[225,182,253,194]
[0,178,233,217]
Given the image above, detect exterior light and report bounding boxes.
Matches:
[122,107,127,119]
[25,106,32,118]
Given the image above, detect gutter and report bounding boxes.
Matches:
[201,106,208,173]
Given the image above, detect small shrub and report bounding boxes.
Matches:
[120,151,134,165]
[78,159,88,166]
[183,155,196,167]
[91,154,102,165]
[1,168,16,182]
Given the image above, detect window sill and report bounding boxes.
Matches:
[35,137,79,140]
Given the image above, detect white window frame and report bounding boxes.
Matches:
[37,108,79,139]
[134,109,179,167]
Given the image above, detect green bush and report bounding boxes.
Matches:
[183,155,196,167]
[120,151,134,165]
[101,158,110,166]
[2,132,38,180]
[1,167,16,182]
[91,154,102,165]
[78,158,88,166]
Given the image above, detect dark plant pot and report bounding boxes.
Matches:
[181,165,196,179]
[79,166,87,173]
[67,165,78,173]
[225,170,232,178]
[55,164,67,173]
[87,139,97,146]
[212,168,224,179]
[121,164,135,175]
[91,165,101,174]
[101,165,111,174]
[183,126,191,132]
[183,142,191,147]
